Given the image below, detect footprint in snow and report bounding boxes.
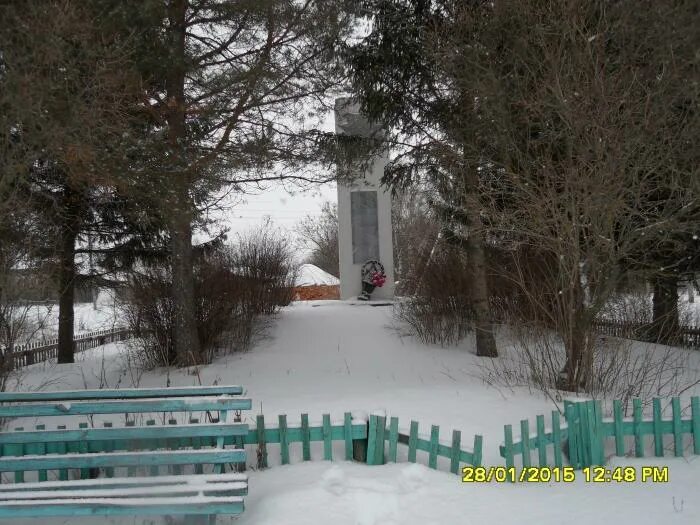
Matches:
[397,463,428,494]
[321,465,347,496]
[353,491,399,525]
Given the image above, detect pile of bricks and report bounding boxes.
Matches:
[293,285,340,301]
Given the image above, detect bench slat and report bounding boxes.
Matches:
[0,396,252,418]
[0,449,246,472]
[0,472,247,492]
[0,482,247,500]
[0,386,244,402]
[0,497,244,518]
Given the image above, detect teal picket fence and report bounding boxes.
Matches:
[500,396,700,470]
[240,413,366,467]
[233,413,482,475]
[219,412,482,475]
[365,414,482,474]
[0,413,361,480]
[0,409,480,480]
[501,408,566,469]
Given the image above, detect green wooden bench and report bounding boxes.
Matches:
[0,453,248,520]
[0,472,246,518]
[0,384,250,429]
[0,386,251,521]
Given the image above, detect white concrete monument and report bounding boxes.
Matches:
[334,97,394,301]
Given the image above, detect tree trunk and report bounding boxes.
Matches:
[166,0,202,365]
[170,211,201,365]
[561,338,582,392]
[462,170,498,358]
[650,274,679,344]
[57,186,81,364]
[557,269,592,392]
[560,323,593,392]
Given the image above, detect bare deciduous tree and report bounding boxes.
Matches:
[442,0,699,390]
[296,202,339,277]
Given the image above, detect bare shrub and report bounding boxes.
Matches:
[588,339,700,412]
[121,226,297,368]
[122,262,263,369]
[394,244,474,346]
[394,296,473,346]
[393,240,530,347]
[476,325,564,403]
[229,226,298,316]
[0,224,53,390]
[120,271,176,369]
[194,255,257,357]
[479,325,700,413]
[600,290,653,326]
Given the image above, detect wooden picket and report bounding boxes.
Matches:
[500,396,700,472]
[278,415,289,465]
[322,414,332,461]
[343,412,353,460]
[388,417,399,463]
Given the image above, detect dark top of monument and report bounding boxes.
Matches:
[334,97,383,138]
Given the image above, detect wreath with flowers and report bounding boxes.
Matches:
[359,259,386,300]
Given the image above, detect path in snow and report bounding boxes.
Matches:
[15,301,553,464]
[176,300,556,465]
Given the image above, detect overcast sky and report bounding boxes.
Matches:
[207,105,340,261]
[220,181,337,238]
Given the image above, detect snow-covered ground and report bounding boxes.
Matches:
[11,290,124,345]
[241,457,698,525]
[600,289,700,326]
[5,300,700,524]
[679,290,700,325]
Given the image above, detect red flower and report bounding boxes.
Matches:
[371,271,386,287]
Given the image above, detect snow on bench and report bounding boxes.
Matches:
[0,471,247,494]
[0,478,247,501]
[0,385,251,519]
[0,448,247,478]
[0,385,245,402]
[0,395,251,419]
[0,494,245,519]
[0,422,248,447]
[0,441,249,519]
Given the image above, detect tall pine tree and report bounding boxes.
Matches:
[126,0,354,364]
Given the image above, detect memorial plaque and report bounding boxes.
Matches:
[350,191,379,264]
